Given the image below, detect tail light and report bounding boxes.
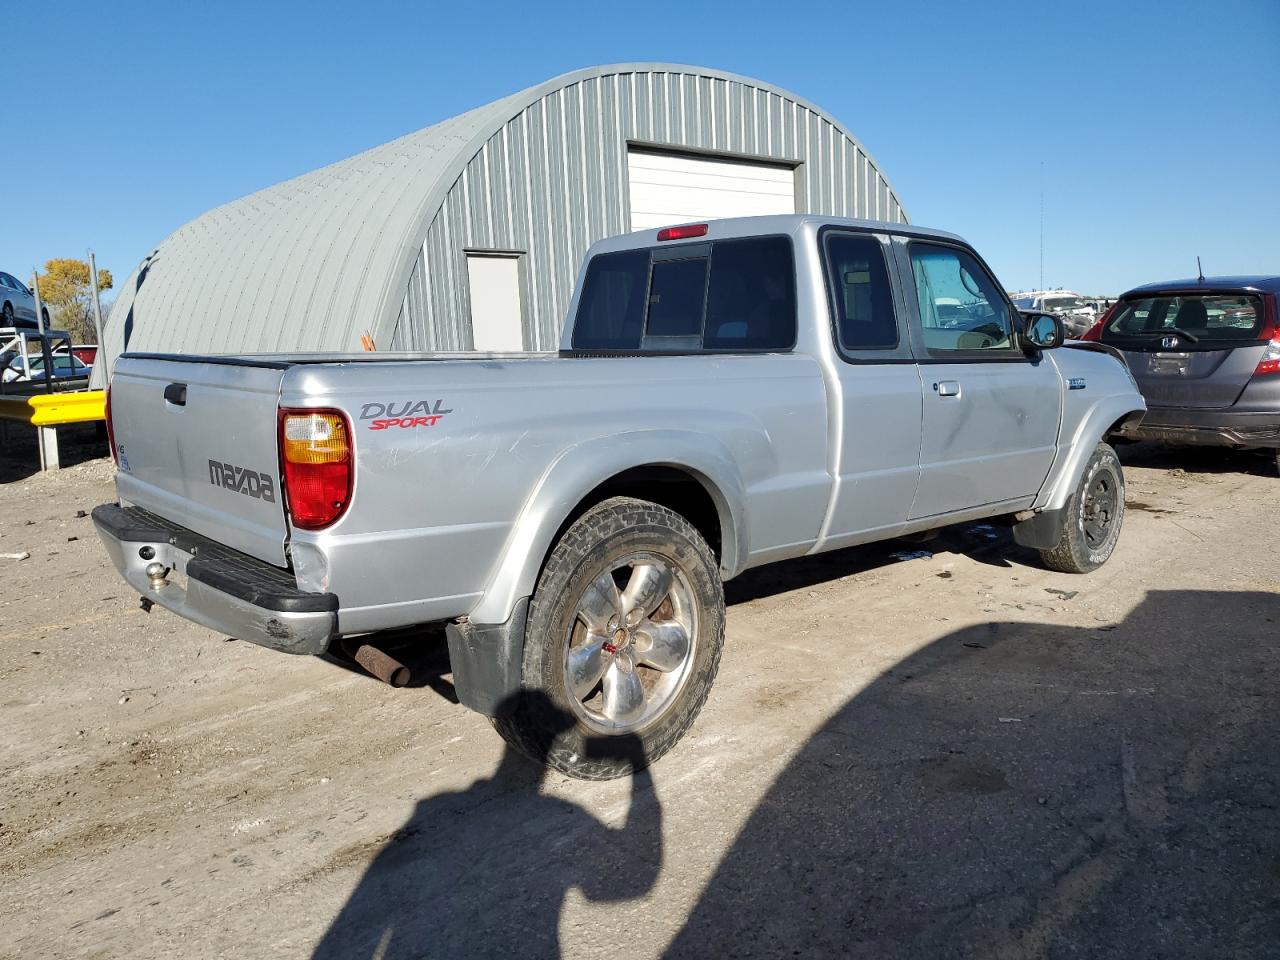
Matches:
[1255,296,1280,377]
[1080,302,1116,341]
[104,383,118,465]
[278,409,353,530]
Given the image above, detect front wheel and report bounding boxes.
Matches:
[493,496,725,780]
[1039,442,1125,574]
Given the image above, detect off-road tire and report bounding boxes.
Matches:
[493,496,725,780]
[1039,442,1125,574]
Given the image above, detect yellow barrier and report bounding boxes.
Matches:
[0,390,105,426]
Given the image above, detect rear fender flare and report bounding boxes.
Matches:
[466,430,746,627]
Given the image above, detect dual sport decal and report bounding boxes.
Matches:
[359,399,453,431]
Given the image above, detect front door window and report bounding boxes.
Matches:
[909,244,1013,354]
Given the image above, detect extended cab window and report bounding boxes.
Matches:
[909,244,1014,353]
[824,234,898,350]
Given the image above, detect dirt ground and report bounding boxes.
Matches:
[1,432,1277,959]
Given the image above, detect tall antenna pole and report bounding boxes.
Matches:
[88,250,105,345]
[1039,160,1045,292]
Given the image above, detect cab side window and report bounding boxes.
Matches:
[909,243,1014,353]
[824,234,899,350]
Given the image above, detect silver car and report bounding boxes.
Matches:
[0,271,50,330]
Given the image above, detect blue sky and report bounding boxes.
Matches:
[5,0,1277,297]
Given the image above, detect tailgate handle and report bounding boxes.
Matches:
[163,382,187,406]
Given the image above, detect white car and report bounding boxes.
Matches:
[0,271,51,330]
[1010,290,1097,337]
[1,351,91,382]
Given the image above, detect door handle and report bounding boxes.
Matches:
[933,380,961,398]
[163,382,187,406]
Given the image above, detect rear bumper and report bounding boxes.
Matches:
[92,503,337,654]
[1118,406,1280,448]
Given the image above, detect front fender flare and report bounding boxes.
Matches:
[465,430,747,627]
[1033,393,1145,512]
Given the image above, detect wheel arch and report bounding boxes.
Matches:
[466,431,746,626]
[1033,395,1145,513]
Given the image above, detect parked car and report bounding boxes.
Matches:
[1010,290,1097,338]
[93,215,1145,779]
[0,271,51,330]
[1086,275,1280,472]
[1,351,92,383]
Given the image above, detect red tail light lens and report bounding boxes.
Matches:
[1256,296,1280,376]
[1255,341,1280,377]
[657,223,708,241]
[279,409,353,530]
[104,384,118,465]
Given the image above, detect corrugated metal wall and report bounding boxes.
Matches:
[391,69,906,351]
[93,64,907,385]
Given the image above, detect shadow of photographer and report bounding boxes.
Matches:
[312,689,661,960]
[664,589,1280,957]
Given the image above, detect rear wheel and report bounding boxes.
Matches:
[1039,442,1125,574]
[2,302,13,328]
[493,496,725,780]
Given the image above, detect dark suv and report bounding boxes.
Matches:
[1087,276,1280,471]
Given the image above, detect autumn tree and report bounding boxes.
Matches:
[37,258,113,343]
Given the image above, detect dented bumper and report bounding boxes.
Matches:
[92,503,337,654]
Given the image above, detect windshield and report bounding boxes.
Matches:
[1103,294,1264,344]
[1044,296,1086,311]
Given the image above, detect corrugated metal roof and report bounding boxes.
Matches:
[97,63,908,381]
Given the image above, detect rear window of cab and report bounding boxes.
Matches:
[571,236,796,352]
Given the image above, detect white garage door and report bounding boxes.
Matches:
[466,254,524,351]
[627,150,796,231]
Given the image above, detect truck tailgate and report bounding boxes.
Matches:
[110,356,290,565]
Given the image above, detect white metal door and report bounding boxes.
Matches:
[627,150,796,230]
[466,254,524,351]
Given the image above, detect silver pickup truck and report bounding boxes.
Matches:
[95,215,1145,778]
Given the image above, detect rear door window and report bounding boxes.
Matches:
[1103,295,1264,346]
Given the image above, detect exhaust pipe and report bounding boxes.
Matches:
[342,640,411,687]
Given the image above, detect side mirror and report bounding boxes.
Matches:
[1022,311,1064,351]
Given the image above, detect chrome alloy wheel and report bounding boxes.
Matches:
[562,552,698,735]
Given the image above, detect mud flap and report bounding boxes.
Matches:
[445,598,529,717]
[1012,504,1069,550]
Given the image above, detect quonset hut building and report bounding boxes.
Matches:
[97,62,907,380]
